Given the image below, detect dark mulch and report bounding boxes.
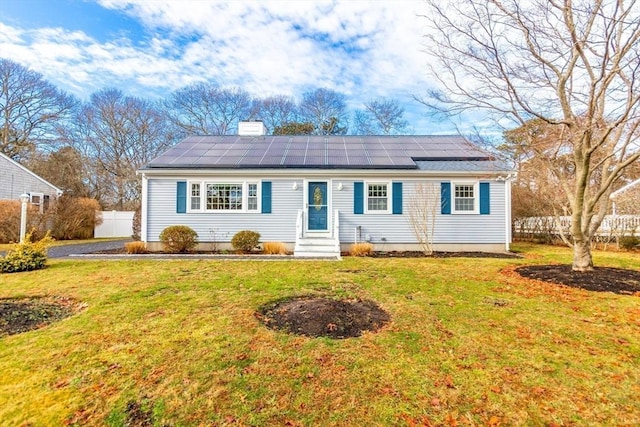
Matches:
[124,400,154,427]
[0,296,85,337]
[370,251,521,259]
[516,265,640,295]
[256,296,391,339]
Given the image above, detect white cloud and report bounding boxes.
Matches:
[1,0,450,132]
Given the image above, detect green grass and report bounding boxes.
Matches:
[1,243,638,426]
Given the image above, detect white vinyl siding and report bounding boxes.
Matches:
[336,180,505,245]
[145,177,507,247]
[146,178,299,243]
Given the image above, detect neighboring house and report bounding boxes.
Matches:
[139,123,515,256]
[0,152,63,211]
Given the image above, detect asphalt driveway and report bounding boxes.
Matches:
[47,239,131,258]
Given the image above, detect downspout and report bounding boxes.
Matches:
[141,173,148,242]
[505,174,514,252]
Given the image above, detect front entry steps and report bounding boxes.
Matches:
[294,237,341,259]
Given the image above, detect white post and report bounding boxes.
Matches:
[19,193,29,243]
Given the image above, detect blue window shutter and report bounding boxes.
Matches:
[261,181,272,213]
[441,182,451,215]
[480,182,490,215]
[392,182,403,214]
[176,181,187,213]
[354,181,364,214]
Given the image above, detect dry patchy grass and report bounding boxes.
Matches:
[0,243,638,426]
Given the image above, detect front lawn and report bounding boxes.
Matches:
[1,244,638,425]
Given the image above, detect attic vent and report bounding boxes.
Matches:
[238,121,266,136]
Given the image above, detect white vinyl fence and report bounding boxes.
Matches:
[514,215,640,242]
[94,210,135,238]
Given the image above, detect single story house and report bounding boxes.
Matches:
[0,152,63,212]
[139,123,515,256]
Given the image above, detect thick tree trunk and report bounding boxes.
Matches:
[572,239,594,271]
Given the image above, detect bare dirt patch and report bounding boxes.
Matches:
[516,265,640,295]
[0,296,86,337]
[256,296,390,339]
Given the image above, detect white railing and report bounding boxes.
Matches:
[514,215,640,241]
[296,209,305,239]
[333,210,340,250]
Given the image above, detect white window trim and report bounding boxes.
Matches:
[364,181,391,214]
[187,180,261,213]
[452,181,479,214]
[29,192,45,214]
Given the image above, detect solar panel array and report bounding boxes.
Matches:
[147,135,493,169]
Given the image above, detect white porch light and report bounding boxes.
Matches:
[292,182,298,190]
[19,193,29,243]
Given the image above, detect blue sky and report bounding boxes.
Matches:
[0,0,482,134]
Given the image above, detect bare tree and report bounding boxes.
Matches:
[408,182,440,255]
[351,109,378,135]
[419,0,640,271]
[166,83,253,135]
[299,88,349,135]
[364,98,409,135]
[251,95,298,134]
[0,58,77,161]
[27,146,93,198]
[64,88,177,210]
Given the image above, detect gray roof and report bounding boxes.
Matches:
[145,135,497,170]
[415,160,512,172]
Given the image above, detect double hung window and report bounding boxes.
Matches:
[367,183,389,213]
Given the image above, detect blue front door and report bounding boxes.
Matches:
[308,182,328,231]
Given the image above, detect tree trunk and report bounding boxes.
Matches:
[572,239,594,271]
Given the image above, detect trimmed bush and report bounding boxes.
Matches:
[349,242,373,257]
[0,232,53,273]
[231,230,261,253]
[159,225,198,253]
[262,241,288,255]
[124,241,148,254]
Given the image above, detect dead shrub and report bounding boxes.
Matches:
[50,196,102,240]
[124,241,148,254]
[349,242,373,257]
[262,241,288,255]
[0,201,46,243]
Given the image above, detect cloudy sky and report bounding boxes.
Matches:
[1,0,468,134]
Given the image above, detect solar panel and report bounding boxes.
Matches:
[145,134,494,169]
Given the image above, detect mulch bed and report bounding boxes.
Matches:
[516,265,640,295]
[256,296,391,339]
[370,251,521,259]
[0,296,86,337]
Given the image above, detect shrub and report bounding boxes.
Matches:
[124,241,148,254]
[231,230,261,253]
[50,195,102,240]
[0,232,53,273]
[262,241,288,255]
[349,242,373,257]
[159,225,198,253]
[619,235,639,250]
